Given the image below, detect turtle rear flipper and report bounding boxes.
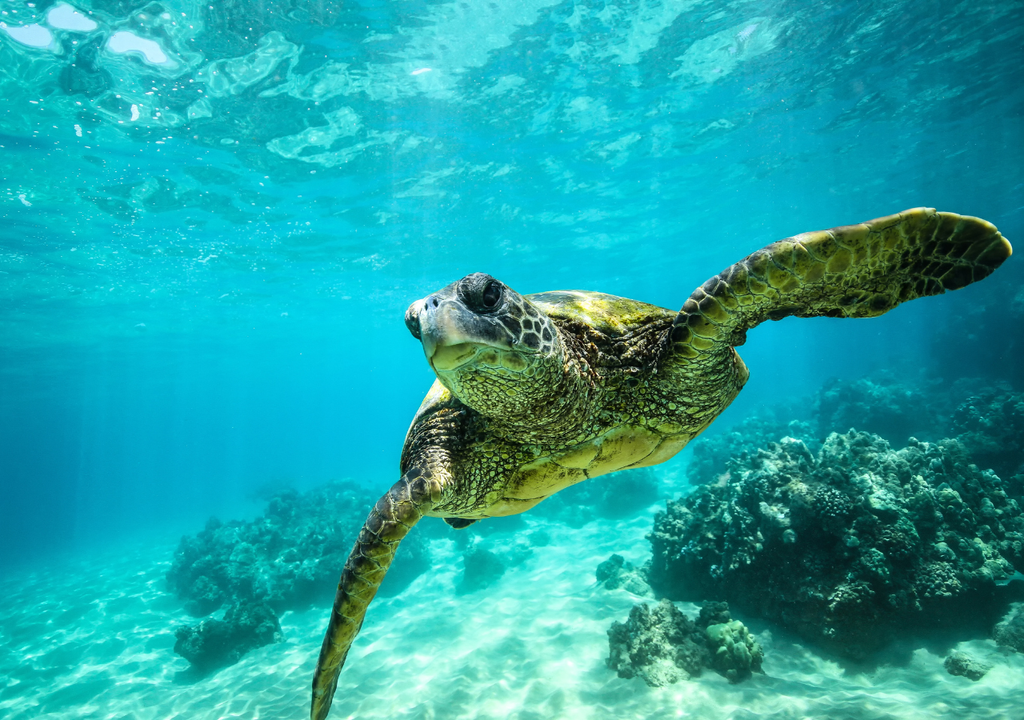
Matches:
[669,208,1012,356]
[311,470,440,720]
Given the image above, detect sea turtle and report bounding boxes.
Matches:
[311,208,1011,719]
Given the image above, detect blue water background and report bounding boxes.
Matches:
[1,0,1022,567]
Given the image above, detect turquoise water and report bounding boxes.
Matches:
[1,1,1023,718]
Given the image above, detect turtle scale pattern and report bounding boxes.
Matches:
[310,208,1011,720]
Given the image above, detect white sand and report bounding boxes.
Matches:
[1,506,1021,720]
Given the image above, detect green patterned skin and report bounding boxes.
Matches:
[311,208,1011,719]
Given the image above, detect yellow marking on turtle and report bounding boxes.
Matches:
[501,353,527,371]
[431,343,479,370]
[586,426,663,477]
[826,247,853,274]
[552,443,599,469]
[506,457,586,500]
[505,425,684,502]
[631,434,690,468]
[479,495,547,517]
[528,290,676,335]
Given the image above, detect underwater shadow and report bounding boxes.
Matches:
[173,664,216,685]
[831,579,1024,674]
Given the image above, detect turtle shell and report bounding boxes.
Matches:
[411,289,692,518]
[527,289,676,336]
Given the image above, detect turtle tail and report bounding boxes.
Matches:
[311,470,438,720]
[669,208,1011,356]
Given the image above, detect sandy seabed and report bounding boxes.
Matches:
[1,506,1022,720]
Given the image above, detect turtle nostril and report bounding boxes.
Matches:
[431,297,439,308]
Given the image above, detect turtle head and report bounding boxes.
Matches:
[405,273,564,418]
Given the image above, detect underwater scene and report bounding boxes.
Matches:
[2,0,1023,718]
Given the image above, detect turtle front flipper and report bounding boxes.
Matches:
[669,208,1011,356]
[311,470,440,720]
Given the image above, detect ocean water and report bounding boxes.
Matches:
[1,1,1022,718]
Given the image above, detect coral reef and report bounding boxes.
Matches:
[458,538,533,594]
[815,373,940,444]
[687,415,818,486]
[943,650,990,681]
[704,618,763,683]
[649,431,1024,658]
[459,543,508,593]
[810,373,1024,491]
[596,554,651,595]
[951,387,1024,484]
[173,599,282,672]
[993,603,1024,653]
[167,481,430,616]
[607,599,761,686]
[607,599,708,687]
[532,467,660,526]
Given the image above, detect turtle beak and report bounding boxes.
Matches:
[404,301,424,341]
[404,295,452,363]
[405,294,509,371]
[405,299,437,360]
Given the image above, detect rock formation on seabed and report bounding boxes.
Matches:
[815,372,939,445]
[597,553,652,596]
[943,649,990,681]
[952,386,1024,489]
[173,599,283,673]
[691,371,1023,491]
[607,599,762,686]
[167,481,430,616]
[687,415,819,487]
[993,602,1024,653]
[649,430,1024,658]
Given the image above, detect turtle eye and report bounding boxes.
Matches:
[458,273,504,313]
[481,281,501,309]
